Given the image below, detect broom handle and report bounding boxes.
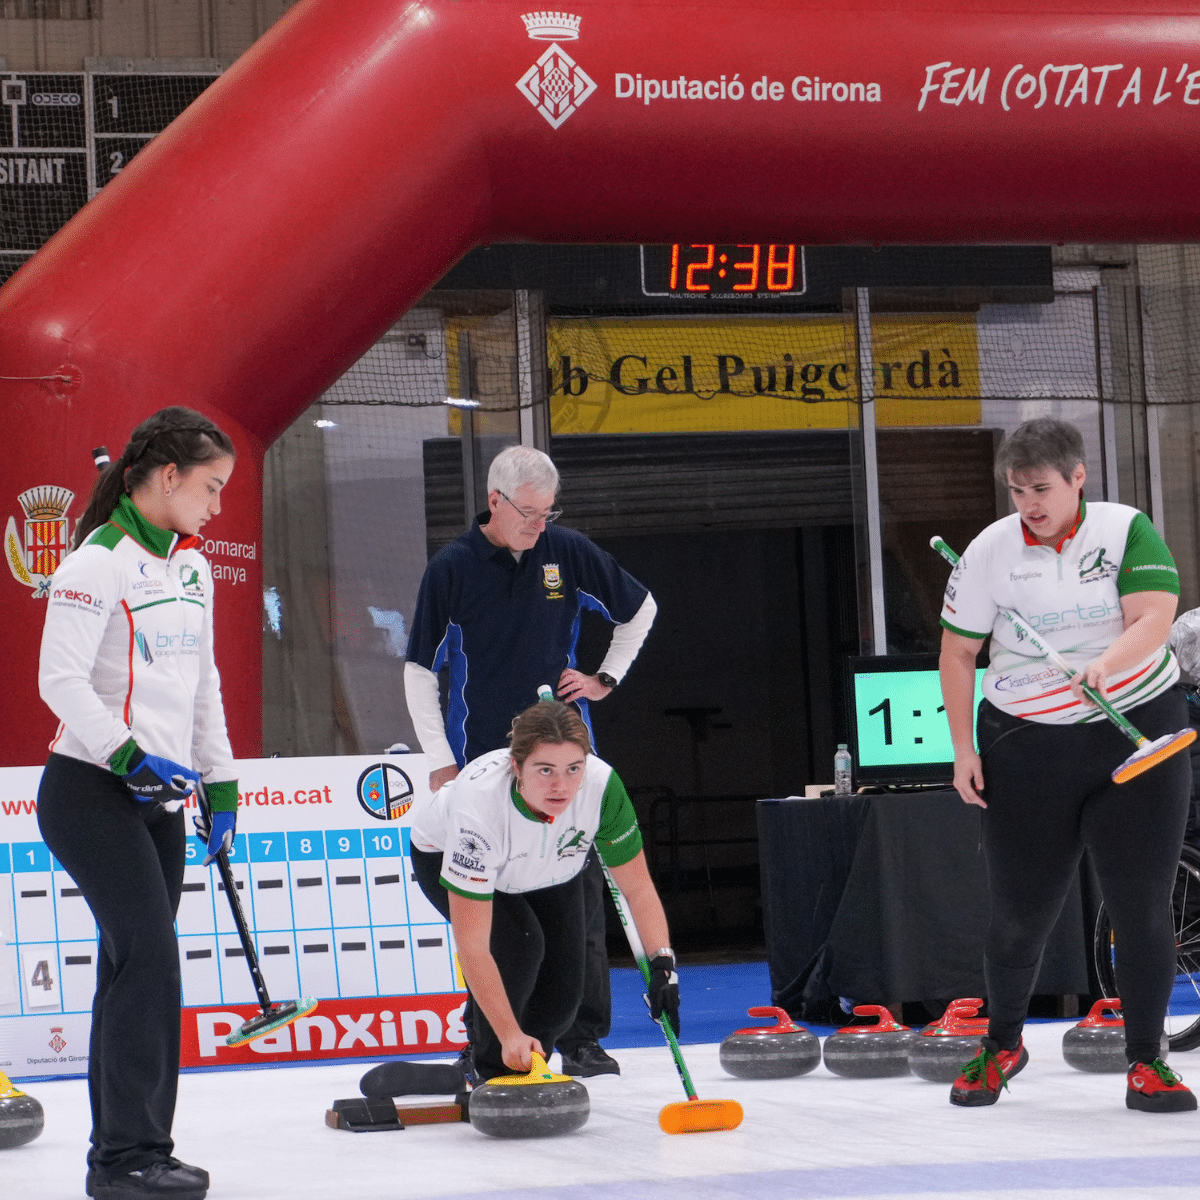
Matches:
[930,536,1146,748]
[599,861,699,1102]
[197,782,274,1016]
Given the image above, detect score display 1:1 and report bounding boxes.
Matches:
[640,244,807,298]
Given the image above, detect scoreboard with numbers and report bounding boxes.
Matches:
[0,754,470,1082]
[0,69,218,284]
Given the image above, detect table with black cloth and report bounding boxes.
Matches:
[758,789,1096,1018]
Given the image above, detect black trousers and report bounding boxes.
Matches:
[37,753,186,1178]
[558,847,611,1048]
[977,689,1191,1064]
[411,847,586,1080]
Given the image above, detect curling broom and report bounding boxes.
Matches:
[600,862,743,1134]
[931,535,1195,784]
[197,783,318,1046]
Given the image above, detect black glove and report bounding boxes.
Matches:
[646,952,680,1037]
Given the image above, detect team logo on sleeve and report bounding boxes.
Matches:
[451,835,487,873]
[4,485,73,598]
[356,763,415,820]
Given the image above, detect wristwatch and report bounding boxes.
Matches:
[597,672,618,689]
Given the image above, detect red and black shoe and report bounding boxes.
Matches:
[949,1037,1029,1107]
[1126,1059,1198,1112]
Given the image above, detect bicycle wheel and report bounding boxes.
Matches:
[1093,842,1200,1052]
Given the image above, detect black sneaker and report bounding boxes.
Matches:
[456,1044,478,1088]
[89,1159,209,1200]
[558,1040,620,1077]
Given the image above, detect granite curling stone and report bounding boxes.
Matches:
[0,1072,44,1150]
[1062,999,1168,1073]
[908,998,990,1083]
[469,1053,589,1138]
[719,1006,821,1079]
[822,1005,917,1078]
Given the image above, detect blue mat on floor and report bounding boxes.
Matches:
[609,961,785,1048]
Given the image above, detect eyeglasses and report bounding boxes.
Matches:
[499,491,562,524]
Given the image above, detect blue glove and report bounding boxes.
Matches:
[192,778,239,866]
[194,809,236,866]
[110,740,199,811]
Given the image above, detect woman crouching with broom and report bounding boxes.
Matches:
[407,699,679,1081]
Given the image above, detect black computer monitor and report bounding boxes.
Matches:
[847,653,984,788]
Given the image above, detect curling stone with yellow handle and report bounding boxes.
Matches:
[0,1072,44,1150]
[468,1052,589,1138]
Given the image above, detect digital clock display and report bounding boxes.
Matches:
[849,655,985,785]
[640,244,807,299]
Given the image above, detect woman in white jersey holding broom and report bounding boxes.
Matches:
[37,407,239,1200]
[939,417,1194,1112]
[407,699,679,1081]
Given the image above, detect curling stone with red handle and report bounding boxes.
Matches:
[1062,999,1169,1073]
[719,1006,822,1079]
[822,1006,917,1078]
[908,998,990,1083]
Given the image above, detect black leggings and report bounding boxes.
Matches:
[977,689,1191,1064]
[410,848,585,1080]
[37,753,186,1179]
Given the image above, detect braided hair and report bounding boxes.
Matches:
[73,407,236,549]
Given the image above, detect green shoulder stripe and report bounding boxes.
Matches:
[1118,512,1180,596]
[85,523,125,551]
[441,879,492,901]
[939,616,988,639]
[595,770,643,868]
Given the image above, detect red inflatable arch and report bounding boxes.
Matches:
[1,0,1199,765]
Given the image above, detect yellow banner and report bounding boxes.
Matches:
[548,315,980,434]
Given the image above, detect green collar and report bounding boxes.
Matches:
[511,783,554,824]
[109,495,176,558]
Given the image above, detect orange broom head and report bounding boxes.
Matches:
[658,1097,744,1135]
[1112,727,1197,785]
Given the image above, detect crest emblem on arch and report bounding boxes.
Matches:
[5,485,74,599]
[517,13,596,129]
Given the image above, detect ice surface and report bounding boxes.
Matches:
[6,1021,1200,1199]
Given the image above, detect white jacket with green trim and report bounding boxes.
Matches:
[38,495,237,787]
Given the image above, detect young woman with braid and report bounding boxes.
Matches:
[37,407,239,1200]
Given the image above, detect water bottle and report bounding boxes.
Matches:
[833,744,853,795]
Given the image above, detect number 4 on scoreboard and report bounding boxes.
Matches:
[21,948,61,1009]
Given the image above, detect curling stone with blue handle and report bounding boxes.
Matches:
[1062,998,1169,1073]
[469,1052,589,1138]
[823,1005,917,1078]
[0,1072,44,1150]
[908,998,990,1083]
[719,1006,821,1079]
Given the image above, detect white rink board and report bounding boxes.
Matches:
[0,753,464,1080]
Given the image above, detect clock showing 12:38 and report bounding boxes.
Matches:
[852,667,984,768]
